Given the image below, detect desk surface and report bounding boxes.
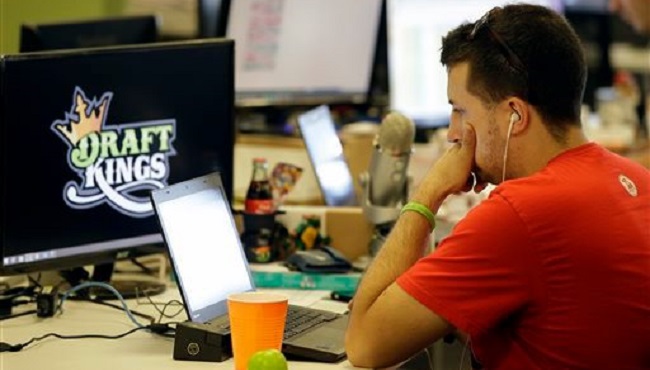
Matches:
[0,285,364,370]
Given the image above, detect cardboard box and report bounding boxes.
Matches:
[324,207,374,261]
[275,206,374,261]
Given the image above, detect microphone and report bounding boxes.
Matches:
[361,111,415,226]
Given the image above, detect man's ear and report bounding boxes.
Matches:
[506,98,529,135]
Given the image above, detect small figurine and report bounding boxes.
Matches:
[292,215,331,251]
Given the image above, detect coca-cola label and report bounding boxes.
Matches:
[245,199,274,214]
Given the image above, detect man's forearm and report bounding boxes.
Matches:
[351,189,446,316]
[352,214,430,312]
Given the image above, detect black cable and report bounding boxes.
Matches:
[148,322,178,338]
[0,286,38,318]
[0,281,180,353]
[0,285,36,298]
[12,299,35,307]
[129,257,154,274]
[156,300,185,323]
[0,310,37,321]
[81,294,178,337]
[0,326,149,352]
[78,287,181,325]
[27,274,42,289]
[136,288,184,322]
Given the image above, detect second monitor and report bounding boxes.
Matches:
[298,105,357,207]
[227,0,383,106]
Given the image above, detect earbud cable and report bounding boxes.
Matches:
[502,118,515,183]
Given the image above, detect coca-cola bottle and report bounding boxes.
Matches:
[245,158,274,214]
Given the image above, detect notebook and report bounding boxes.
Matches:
[297,105,358,206]
[150,172,348,362]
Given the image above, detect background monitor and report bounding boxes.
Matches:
[226,0,383,106]
[297,105,357,207]
[387,0,564,128]
[0,39,235,290]
[19,15,159,53]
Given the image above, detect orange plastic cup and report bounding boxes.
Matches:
[227,292,289,370]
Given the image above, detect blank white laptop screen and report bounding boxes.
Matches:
[152,173,254,323]
[298,105,357,207]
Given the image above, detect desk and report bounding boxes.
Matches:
[0,284,363,370]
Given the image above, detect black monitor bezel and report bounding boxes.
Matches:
[19,15,159,53]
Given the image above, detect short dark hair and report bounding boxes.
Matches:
[441,4,587,139]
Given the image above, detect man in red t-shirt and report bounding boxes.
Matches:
[345,4,650,369]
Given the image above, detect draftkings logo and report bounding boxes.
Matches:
[52,87,176,217]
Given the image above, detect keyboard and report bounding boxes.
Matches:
[216,305,340,340]
[283,305,339,340]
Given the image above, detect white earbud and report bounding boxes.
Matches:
[509,111,520,127]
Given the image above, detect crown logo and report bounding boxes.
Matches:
[54,89,111,145]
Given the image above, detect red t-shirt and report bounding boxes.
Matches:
[397,143,650,369]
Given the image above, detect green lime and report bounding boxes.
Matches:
[247,349,288,370]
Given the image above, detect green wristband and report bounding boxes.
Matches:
[400,201,436,230]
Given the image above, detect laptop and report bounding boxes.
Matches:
[297,105,358,207]
[150,172,348,362]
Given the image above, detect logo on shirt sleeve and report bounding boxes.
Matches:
[618,174,638,197]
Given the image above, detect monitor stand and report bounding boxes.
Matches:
[60,262,166,301]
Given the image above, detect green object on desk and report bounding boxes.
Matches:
[248,349,288,370]
[251,270,360,291]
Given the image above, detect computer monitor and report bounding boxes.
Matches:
[387,0,564,128]
[19,15,159,53]
[0,39,235,294]
[297,105,357,207]
[226,0,383,106]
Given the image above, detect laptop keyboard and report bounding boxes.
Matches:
[283,305,339,340]
[216,305,340,340]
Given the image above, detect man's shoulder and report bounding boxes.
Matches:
[488,174,558,206]
[485,144,649,221]
[483,168,587,223]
